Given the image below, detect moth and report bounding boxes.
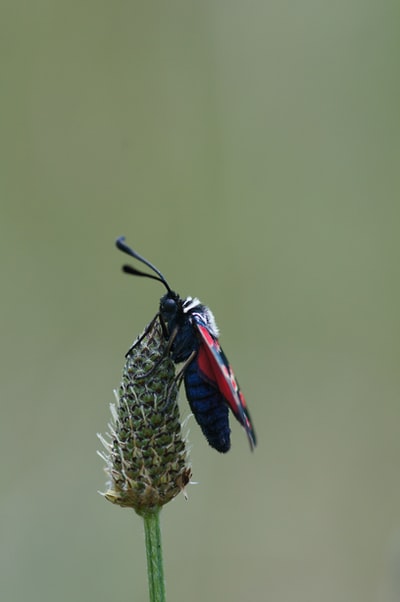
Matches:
[116,236,257,453]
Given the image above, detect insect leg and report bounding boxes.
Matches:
[130,324,179,380]
[163,349,197,408]
[125,314,160,356]
[142,327,180,381]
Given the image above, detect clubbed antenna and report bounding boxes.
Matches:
[116,236,171,292]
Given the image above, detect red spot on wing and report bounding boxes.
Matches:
[195,322,256,449]
[197,342,234,403]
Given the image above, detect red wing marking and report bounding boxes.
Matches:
[195,321,256,449]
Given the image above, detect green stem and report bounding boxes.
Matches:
[142,509,166,602]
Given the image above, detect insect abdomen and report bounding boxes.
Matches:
[184,360,231,453]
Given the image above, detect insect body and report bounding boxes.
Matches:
[116,236,257,453]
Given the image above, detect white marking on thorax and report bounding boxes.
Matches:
[182,296,201,312]
[183,296,220,338]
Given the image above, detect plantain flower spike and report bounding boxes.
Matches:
[98,318,191,515]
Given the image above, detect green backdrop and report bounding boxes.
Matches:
[1,2,399,601]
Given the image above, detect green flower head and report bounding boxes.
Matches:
[98,318,191,515]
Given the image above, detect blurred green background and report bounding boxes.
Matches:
[1,1,399,601]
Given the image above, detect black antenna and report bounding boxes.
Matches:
[116,236,171,292]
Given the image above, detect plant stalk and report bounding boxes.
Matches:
[143,509,166,602]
